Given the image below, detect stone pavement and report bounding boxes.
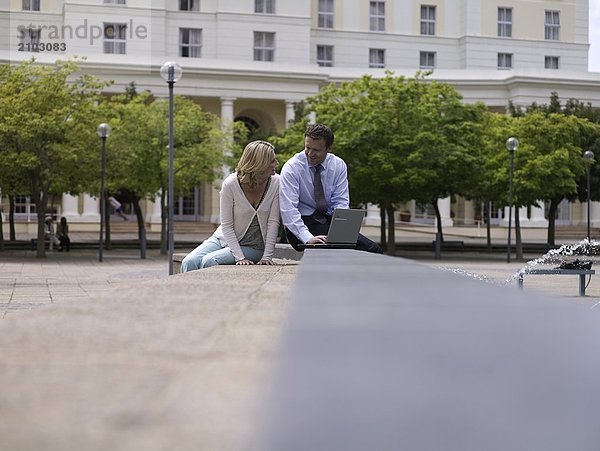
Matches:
[0,249,170,317]
[1,246,600,450]
[0,249,300,451]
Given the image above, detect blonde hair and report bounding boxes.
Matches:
[236,140,276,188]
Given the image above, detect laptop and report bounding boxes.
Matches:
[297,208,366,250]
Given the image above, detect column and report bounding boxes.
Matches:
[61,193,79,220]
[81,194,100,222]
[285,101,295,128]
[210,183,221,224]
[527,202,548,227]
[364,203,380,226]
[220,96,236,132]
[216,97,236,222]
[437,196,453,227]
[149,194,162,224]
[463,199,475,225]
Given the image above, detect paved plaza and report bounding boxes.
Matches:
[1,231,600,450]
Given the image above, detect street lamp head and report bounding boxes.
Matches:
[160,61,183,83]
[584,150,595,162]
[506,137,519,152]
[96,123,112,138]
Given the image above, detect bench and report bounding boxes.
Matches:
[517,269,595,296]
[431,240,465,250]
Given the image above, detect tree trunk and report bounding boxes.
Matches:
[0,205,4,251]
[386,204,395,256]
[34,192,48,258]
[485,200,492,252]
[547,199,558,247]
[432,197,444,242]
[160,190,167,255]
[132,193,147,259]
[379,206,387,251]
[8,195,16,241]
[515,206,523,260]
[103,195,112,250]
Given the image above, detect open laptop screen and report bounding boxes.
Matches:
[297,208,365,250]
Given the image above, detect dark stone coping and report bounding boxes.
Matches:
[261,249,600,451]
[172,243,303,273]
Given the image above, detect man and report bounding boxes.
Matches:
[279,123,383,253]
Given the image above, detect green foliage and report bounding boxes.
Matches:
[0,58,109,255]
[99,92,232,201]
[271,72,488,212]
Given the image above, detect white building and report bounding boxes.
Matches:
[2,0,600,232]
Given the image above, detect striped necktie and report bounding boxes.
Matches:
[313,164,327,223]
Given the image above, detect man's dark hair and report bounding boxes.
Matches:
[305,123,334,149]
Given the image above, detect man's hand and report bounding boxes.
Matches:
[307,235,327,244]
[258,259,276,265]
[236,258,254,265]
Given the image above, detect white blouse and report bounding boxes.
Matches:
[213,172,280,262]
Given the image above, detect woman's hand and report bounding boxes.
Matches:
[258,259,276,266]
[235,259,254,265]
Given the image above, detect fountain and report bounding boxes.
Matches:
[438,238,597,290]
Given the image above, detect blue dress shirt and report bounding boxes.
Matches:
[280,151,350,244]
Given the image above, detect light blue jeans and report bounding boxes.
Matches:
[181,235,265,272]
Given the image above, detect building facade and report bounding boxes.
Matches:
[2,0,600,232]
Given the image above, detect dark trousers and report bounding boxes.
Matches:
[285,214,383,254]
[58,235,70,251]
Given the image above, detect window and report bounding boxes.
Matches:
[545,10,560,40]
[420,5,436,35]
[370,2,385,32]
[419,51,435,69]
[103,23,127,54]
[254,31,275,61]
[498,52,513,69]
[180,28,201,58]
[104,0,126,4]
[19,27,41,52]
[255,0,274,13]
[318,0,334,29]
[14,196,36,216]
[545,56,559,69]
[22,0,40,11]
[498,7,512,37]
[180,0,199,11]
[316,45,334,66]
[369,48,385,68]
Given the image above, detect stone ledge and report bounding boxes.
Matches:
[173,243,303,274]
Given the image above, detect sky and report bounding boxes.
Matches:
[590,0,600,72]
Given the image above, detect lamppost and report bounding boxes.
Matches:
[584,150,595,241]
[160,62,183,275]
[97,123,111,263]
[506,137,519,263]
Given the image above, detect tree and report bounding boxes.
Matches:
[304,72,487,253]
[513,112,593,250]
[0,59,108,257]
[101,92,239,254]
[468,113,517,250]
[512,93,600,246]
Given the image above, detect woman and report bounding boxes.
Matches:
[181,140,280,271]
[57,216,70,252]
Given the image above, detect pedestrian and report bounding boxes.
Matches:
[44,215,61,250]
[57,217,71,252]
[181,140,280,271]
[279,123,382,253]
[108,196,128,220]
